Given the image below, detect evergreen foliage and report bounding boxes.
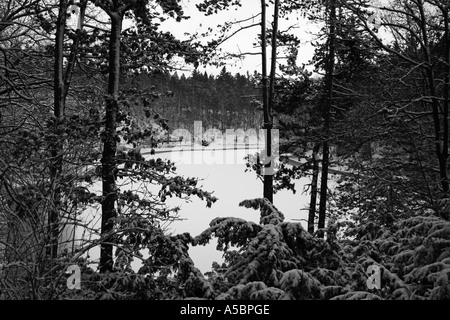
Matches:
[192,198,450,300]
[1,0,450,301]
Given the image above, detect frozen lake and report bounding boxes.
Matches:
[66,145,311,274]
[144,146,310,273]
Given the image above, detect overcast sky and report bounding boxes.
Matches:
[158,0,319,76]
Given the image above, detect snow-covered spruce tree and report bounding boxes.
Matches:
[194,197,450,300]
[193,198,355,300]
[334,213,450,300]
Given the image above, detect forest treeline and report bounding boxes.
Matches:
[0,0,449,301]
[128,68,263,134]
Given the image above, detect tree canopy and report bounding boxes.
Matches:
[0,0,449,303]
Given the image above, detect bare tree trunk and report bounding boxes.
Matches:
[440,5,450,199]
[261,0,278,203]
[308,143,320,234]
[267,0,279,203]
[260,0,270,202]
[49,0,87,259]
[54,1,66,120]
[318,0,336,238]
[48,0,68,259]
[99,12,123,273]
[63,0,87,103]
[413,1,448,196]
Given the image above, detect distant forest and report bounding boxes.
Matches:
[126,67,263,135]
